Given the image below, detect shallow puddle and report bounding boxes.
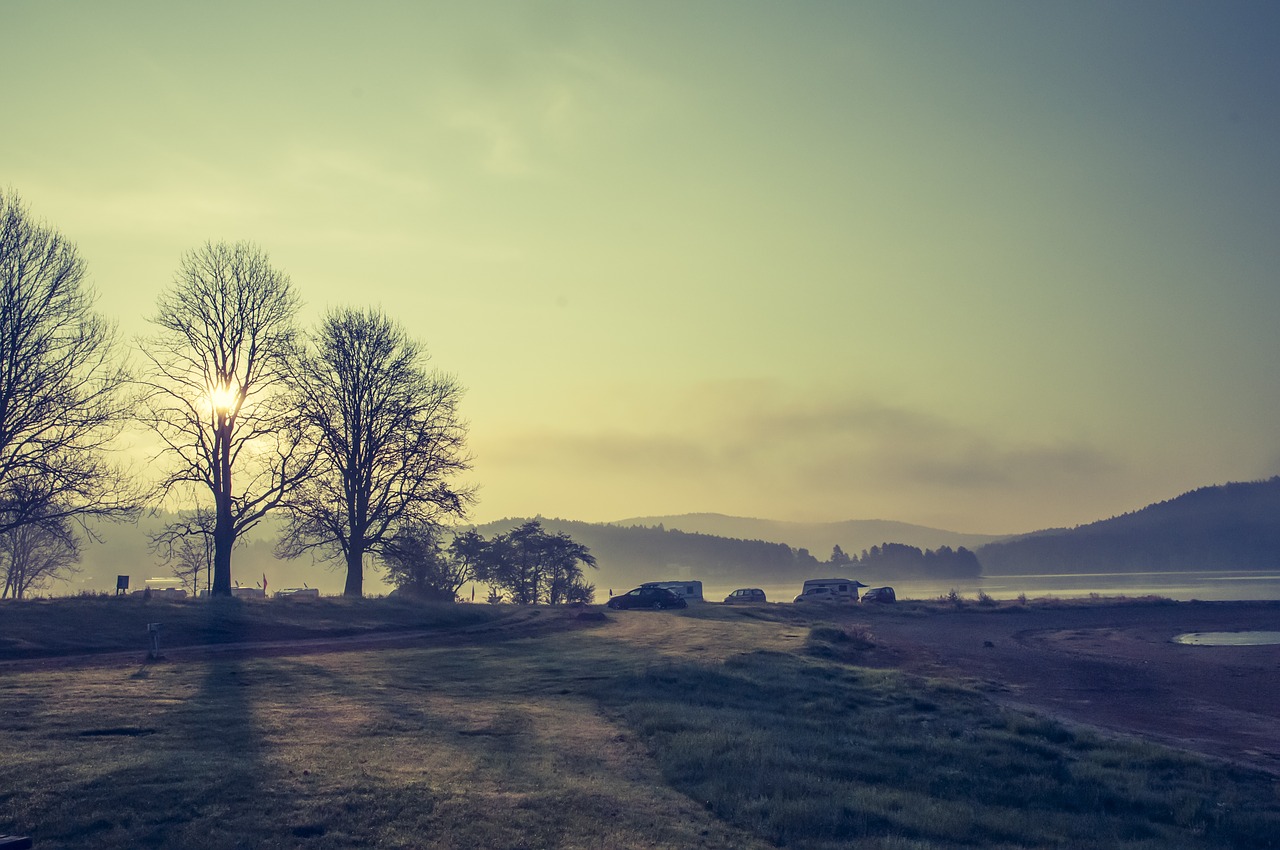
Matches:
[1173,631,1280,646]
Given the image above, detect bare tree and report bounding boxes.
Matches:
[279,307,472,596]
[0,190,138,541]
[148,507,216,596]
[0,509,81,599]
[138,241,308,597]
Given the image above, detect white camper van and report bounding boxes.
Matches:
[640,580,704,603]
[793,578,866,604]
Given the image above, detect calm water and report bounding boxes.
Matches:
[708,570,1280,605]
[1173,631,1280,646]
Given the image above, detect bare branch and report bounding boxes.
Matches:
[137,241,308,596]
[278,307,473,597]
[0,190,140,548]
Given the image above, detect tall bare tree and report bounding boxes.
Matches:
[279,307,471,596]
[0,190,138,542]
[138,241,307,597]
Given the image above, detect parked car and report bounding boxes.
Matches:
[792,585,844,604]
[723,588,767,604]
[861,586,897,604]
[606,586,688,610]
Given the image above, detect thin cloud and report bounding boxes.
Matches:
[889,442,1119,490]
[486,427,719,474]
[476,382,1122,528]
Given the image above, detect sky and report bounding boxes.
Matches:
[5,1,1280,535]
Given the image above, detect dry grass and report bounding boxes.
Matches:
[1,601,1277,849]
[0,606,788,849]
[0,595,499,660]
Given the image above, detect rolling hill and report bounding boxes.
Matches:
[609,513,1004,556]
[49,477,1280,597]
[977,477,1280,574]
[465,516,985,593]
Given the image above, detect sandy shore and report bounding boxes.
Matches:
[848,599,1280,775]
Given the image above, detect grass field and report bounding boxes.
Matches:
[1,598,1277,849]
[0,595,498,658]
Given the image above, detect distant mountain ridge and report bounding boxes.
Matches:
[465,517,805,592]
[977,477,1280,574]
[610,513,1005,557]
[56,478,1280,597]
[466,515,988,593]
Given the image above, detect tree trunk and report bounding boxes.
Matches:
[211,500,235,597]
[343,543,364,597]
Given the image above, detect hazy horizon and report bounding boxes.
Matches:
[7,2,1280,535]
[59,480,1280,600]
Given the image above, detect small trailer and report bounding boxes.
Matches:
[793,577,866,604]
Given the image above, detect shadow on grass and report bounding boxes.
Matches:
[12,608,1279,850]
[32,601,277,849]
[0,595,506,662]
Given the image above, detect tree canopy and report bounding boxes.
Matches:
[138,241,308,596]
[474,521,597,605]
[0,191,138,545]
[380,524,472,602]
[278,307,472,597]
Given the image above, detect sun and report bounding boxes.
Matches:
[206,383,239,416]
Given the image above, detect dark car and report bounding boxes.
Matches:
[861,586,897,603]
[606,586,688,610]
[723,588,767,604]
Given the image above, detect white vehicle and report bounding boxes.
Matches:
[274,587,320,600]
[793,578,865,604]
[640,580,704,603]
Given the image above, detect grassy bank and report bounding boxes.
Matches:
[0,595,500,659]
[595,644,1277,849]
[0,601,1276,848]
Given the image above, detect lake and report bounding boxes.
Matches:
[707,569,1280,604]
[1173,631,1280,646]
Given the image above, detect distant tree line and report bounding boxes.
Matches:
[827,542,982,580]
[466,518,984,588]
[470,518,803,585]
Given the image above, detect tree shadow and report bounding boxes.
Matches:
[33,602,274,849]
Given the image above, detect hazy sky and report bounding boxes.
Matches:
[6,1,1280,534]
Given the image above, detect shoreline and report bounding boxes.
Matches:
[845,599,1280,775]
